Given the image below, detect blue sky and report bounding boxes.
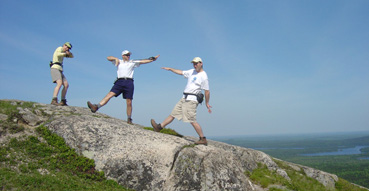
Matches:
[1,0,368,137]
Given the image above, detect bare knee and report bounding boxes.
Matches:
[63,81,69,89]
[100,92,116,106]
[126,99,132,106]
[55,80,63,88]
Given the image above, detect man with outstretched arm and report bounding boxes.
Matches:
[151,57,212,145]
[87,50,159,124]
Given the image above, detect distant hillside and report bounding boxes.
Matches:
[344,135,369,146]
[215,133,369,149]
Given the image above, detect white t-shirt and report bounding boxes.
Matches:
[115,60,140,78]
[182,69,209,101]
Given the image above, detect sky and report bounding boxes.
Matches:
[1,0,368,137]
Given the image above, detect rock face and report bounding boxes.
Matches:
[1,100,340,191]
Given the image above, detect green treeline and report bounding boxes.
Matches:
[215,133,369,188]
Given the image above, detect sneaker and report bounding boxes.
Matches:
[195,137,208,146]
[150,119,163,132]
[127,118,133,124]
[59,99,68,106]
[87,101,98,113]
[51,98,58,105]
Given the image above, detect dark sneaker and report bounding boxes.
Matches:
[87,101,98,113]
[51,98,58,105]
[150,119,163,132]
[59,99,68,106]
[127,118,133,124]
[195,137,208,146]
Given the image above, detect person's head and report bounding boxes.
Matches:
[122,50,131,61]
[191,57,203,72]
[63,42,72,51]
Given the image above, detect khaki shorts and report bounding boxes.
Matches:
[170,98,198,123]
[50,68,66,83]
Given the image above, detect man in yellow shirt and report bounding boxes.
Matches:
[50,42,74,106]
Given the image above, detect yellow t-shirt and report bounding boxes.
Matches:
[51,47,73,71]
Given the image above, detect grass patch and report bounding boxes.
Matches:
[0,124,131,191]
[247,161,332,191]
[335,178,368,191]
[144,127,183,137]
[248,163,290,189]
[92,114,110,119]
[0,100,41,120]
[0,120,25,134]
[0,100,30,135]
[182,144,196,148]
[268,152,369,188]
[0,168,126,191]
[274,159,335,191]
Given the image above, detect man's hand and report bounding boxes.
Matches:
[152,55,160,61]
[139,55,160,64]
[65,50,73,58]
[205,90,212,113]
[206,104,212,113]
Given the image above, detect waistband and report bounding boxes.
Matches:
[117,77,133,80]
[183,92,197,99]
[50,61,62,67]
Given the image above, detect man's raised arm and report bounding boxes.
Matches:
[107,56,119,66]
[161,67,183,75]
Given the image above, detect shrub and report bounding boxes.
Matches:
[144,127,183,137]
[247,161,329,191]
[335,178,368,191]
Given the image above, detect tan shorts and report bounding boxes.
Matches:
[50,68,66,83]
[170,98,198,123]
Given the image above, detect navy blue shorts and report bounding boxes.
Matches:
[110,79,134,99]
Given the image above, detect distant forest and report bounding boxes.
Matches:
[214,133,369,188]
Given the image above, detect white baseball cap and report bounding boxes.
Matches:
[122,50,131,55]
[191,57,202,63]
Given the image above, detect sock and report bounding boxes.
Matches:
[97,104,102,108]
[127,115,132,119]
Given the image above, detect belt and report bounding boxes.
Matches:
[49,61,62,68]
[183,92,197,99]
[117,77,133,80]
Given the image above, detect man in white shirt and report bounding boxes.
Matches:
[151,57,212,145]
[87,50,159,124]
